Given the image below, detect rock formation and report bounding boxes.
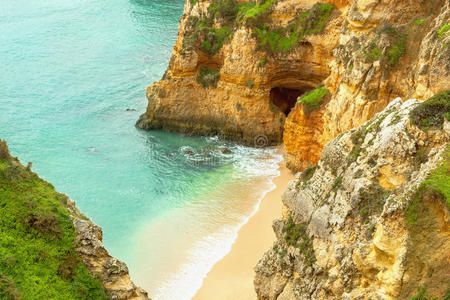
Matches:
[137,0,449,172]
[65,199,149,300]
[254,96,450,299]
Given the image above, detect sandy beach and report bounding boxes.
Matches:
[194,162,295,300]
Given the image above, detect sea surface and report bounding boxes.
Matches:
[0,1,281,299]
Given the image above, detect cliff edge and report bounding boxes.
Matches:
[0,139,149,300]
[254,93,450,299]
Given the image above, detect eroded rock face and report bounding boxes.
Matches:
[286,0,450,170]
[137,0,449,169]
[254,99,450,299]
[137,0,343,146]
[65,199,149,300]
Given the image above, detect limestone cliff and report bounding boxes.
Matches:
[254,96,450,299]
[137,0,449,172]
[65,199,149,300]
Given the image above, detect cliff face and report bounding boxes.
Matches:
[254,97,450,299]
[137,0,449,171]
[65,200,149,300]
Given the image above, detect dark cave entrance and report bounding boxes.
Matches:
[270,87,310,116]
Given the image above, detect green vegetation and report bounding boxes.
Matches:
[409,90,450,131]
[183,1,334,56]
[363,26,407,68]
[245,79,255,88]
[258,58,268,67]
[437,23,450,39]
[298,87,329,113]
[237,0,275,22]
[406,145,449,225]
[190,0,197,6]
[0,140,107,299]
[283,218,316,266]
[197,65,220,88]
[364,41,382,60]
[332,176,343,191]
[357,183,391,223]
[411,18,425,27]
[253,3,334,53]
[300,165,318,183]
[421,145,450,209]
[410,285,448,300]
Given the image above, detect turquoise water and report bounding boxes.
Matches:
[0,1,281,299]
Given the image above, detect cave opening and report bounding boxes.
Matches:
[270,87,310,116]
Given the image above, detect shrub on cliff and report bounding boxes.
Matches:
[409,90,450,130]
[253,3,334,53]
[197,65,220,88]
[298,87,329,113]
[0,139,11,161]
[0,143,108,299]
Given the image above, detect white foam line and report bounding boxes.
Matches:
[151,152,282,300]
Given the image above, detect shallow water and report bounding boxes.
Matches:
[0,1,281,298]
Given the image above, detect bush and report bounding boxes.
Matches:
[0,139,11,161]
[253,3,334,53]
[437,24,450,39]
[283,218,316,266]
[409,90,450,131]
[197,65,220,88]
[298,87,329,113]
[357,183,390,223]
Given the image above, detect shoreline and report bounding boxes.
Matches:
[193,161,295,300]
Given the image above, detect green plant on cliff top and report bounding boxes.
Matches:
[197,65,220,88]
[253,3,334,53]
[237,0,275,22]
[0,140,107,299]
[409,90,450,131]
[437,24,450,39]
[298,87,329,113]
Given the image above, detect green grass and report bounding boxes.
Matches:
[386,30,407,67]
[406,145,450,225]
[197,65,220,88]
[237,0,275,22]
[183,1,334,56]
[409,90,450,131]
[364,41,382,59]
[253,3,334,53]
[411,18,425,27]
[362,26,407,68]
[437,24,450,39]
[283,218,316,266]
[258,58,268,67]
[421,145,450,209]
[0,140,107,300]
[357,183,391,223]
[298,87,329,112]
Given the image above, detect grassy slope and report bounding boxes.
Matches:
[0,140,107,300]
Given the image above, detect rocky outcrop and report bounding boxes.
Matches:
[137,0,343,146]
[254,98,450,299]
[137,0,449,170]
[65,199,149,300]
